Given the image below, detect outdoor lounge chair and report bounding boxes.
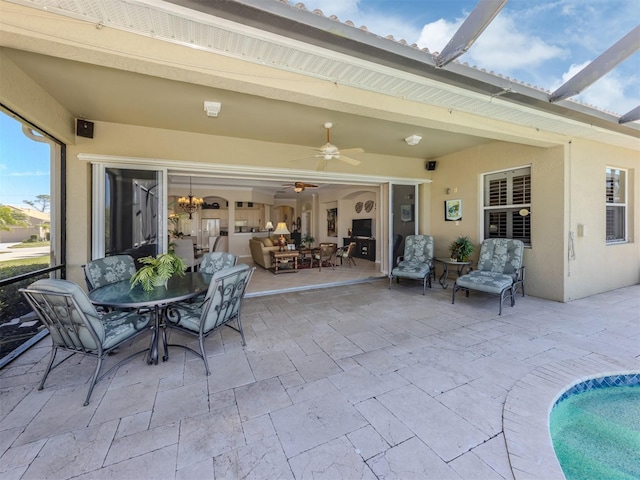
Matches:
[389,234,434,294]
[163,264,255,375]
[20,279,150,405]
[452,238,525,315]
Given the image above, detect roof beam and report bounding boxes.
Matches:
[435,0,508,68]
[619,105,640,124]
[550,26,640,103]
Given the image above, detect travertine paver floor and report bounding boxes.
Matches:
[0,279,638,479]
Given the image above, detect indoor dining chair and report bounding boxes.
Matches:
[20,279,151,406]
[163,264,255,375]
[173,238,202,272]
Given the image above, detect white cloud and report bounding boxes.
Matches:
[418,14,566,73]
[556,61,639,115]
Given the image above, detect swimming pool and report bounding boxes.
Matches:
[549,374,640,480]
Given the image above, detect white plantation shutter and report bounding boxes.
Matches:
[606,168,626,243]
[483,167,531,245]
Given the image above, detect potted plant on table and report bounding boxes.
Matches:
[130,251,187,291]
[448,235,474,262]
[302,234,315,248]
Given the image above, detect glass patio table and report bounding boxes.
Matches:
[88,272,212,365]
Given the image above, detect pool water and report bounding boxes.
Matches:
[550,385,640,479]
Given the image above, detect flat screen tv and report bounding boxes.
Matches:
[352,218,372,238]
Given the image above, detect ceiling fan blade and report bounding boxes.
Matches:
[339,147,364,155]
[338,155,361,166]
[316,159,326,172]
[289,155,315,163]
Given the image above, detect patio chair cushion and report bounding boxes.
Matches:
[199,252,238,275]
[391,259,431,279]
[100,309,151,349]
[454,270,514,294]
[476,238,523,275]
[83,254,137,290]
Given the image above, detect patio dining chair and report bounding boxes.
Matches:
[198,252,238,275]
[389,234,434,294]
[452,238,525,315]
[82,254,137,291]
[163,264,255,375]
[20,279,151,406]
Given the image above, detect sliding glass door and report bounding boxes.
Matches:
[92,164,165,263]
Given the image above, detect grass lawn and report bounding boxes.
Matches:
[1,256,50,268]
[8,241,50,249]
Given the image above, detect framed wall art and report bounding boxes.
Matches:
[400,204,414,222]
[327,208,337,236]
[444,199,462,221]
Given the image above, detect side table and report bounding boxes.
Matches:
[435,258,472,289]
[270,250,299,274]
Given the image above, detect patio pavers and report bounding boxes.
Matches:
[0,280,638,479]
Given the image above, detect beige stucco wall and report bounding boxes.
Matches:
[563,138,639,300]
[429,142,566,301]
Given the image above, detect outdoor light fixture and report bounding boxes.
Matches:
[204,101,221,117]
[405,134,422,146]
[178,177,204,219]
[273,222,290,251]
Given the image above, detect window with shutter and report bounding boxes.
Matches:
[483,167,531,246]
[606,167,627,244]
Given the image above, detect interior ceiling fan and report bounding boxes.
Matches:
[282,181,318,193]
[292,122,364,171]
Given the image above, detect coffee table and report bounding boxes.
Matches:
[270,250,299,274]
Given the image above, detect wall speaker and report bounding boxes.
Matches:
[426,160,437,171]
[76,119,94,138]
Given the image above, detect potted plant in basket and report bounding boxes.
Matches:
[130,251,187,291]
[448,235,474,262]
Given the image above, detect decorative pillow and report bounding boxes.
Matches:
[262,237,273,247]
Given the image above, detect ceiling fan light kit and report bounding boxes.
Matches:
[291,122,364,169]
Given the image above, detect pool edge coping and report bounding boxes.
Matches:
[503,353,637,479]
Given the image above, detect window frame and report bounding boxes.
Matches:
[481,165,532,247]
[605,166,627,244]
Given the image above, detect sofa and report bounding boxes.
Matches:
[249,236,289,269]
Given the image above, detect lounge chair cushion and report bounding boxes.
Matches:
[454,270,514,294]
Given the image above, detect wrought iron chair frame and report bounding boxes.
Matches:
[21,280,150,405]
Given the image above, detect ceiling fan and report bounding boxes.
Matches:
[282,181,318,193]
[292,122,364,170]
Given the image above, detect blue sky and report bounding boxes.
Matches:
[301,0,639,115]
[0,114,51,210]
[0,0,637,208]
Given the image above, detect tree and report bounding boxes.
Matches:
[0,205,28,231]
[24,194,50,212]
